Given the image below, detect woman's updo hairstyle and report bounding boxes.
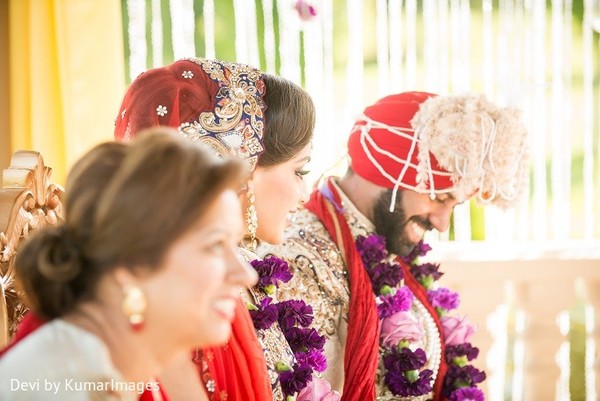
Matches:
[16,128,244,319]
[257,73,315,167]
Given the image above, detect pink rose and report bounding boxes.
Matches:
[297,377,340,401]
[441,315,476,345]
[380,311,424,348]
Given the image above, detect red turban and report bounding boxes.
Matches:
[348,91,529,207]
[114,58,267,170]
[348,91,453,193]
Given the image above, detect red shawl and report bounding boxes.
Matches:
[139,297,273,400]
[304,179,379,400]
[0,312,46,358]
[199,297,274,400]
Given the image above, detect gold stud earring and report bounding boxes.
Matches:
[245,185,258,252]
[122,285,147,331]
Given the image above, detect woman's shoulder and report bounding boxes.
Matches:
[0,320,126,400]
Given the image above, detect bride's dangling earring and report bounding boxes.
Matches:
[245,183,258,252]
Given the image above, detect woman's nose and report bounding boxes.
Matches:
[299,179,310,205]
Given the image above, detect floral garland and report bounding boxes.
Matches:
[356,235,487,400]
[247,256,329,400]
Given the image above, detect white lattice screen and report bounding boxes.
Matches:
[123,0,600,250]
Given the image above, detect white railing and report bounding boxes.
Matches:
[429,244,600,401]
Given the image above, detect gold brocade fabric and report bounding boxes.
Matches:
[259,179,442,400]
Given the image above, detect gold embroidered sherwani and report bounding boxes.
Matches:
[258,179,442,400]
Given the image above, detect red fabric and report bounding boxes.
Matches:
[347,91,454,191]
[0,312,45,358]
[198,297,273,401]
[398,259,448,401]
[139,298,272,401]
[304,179,379,401]
[138,385,170,401]
[114,60,219,141]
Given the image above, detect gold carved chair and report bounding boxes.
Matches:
[0,151,64,347]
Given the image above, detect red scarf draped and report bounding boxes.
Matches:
[304,179,379,401]
[199,297,274,400]
[0,313,46,358]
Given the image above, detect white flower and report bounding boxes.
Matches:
[156,105,168,116]
[182,70,194,79]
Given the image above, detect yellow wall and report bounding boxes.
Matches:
[7,0,125,184]
[0,0,10,171]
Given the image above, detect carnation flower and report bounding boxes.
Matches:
[356,234,388,266]
[285,327,326,353]
[445,343,480,364]
[249,297,278,330]
[428,287,460,313]
[384,368,433,397]
[410,262,444,288]
[377,287,414,318]
[403,240,432,264]
[277,299,314,331]
[383,347,427,372]
[251,256,293,291]
[442,365,487,397]
[280,363,313,397]
[295,348,328,372]
[368,261,403,293]
[448,387,485,401]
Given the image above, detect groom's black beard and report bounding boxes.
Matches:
[371,190,433,257]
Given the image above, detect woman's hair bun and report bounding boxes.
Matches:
[35,225,82,283]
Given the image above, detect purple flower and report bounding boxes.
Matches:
[277,300,314,331]
[295,348,328,372]
[428,287,460,312]
[403,240,432,264]
[384,368,433,397]
[285,327,326,353]
[449,387,485,401]
[356,234,388,266]
[383,347,427,372]
[410,262,444,283]
[251,256,293,290]
[249,297,278,330]
[446,343,480,364]
[368,262,403,293]
[280,363,313,397]
[443,365,487,396]
[377,287,414,318]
